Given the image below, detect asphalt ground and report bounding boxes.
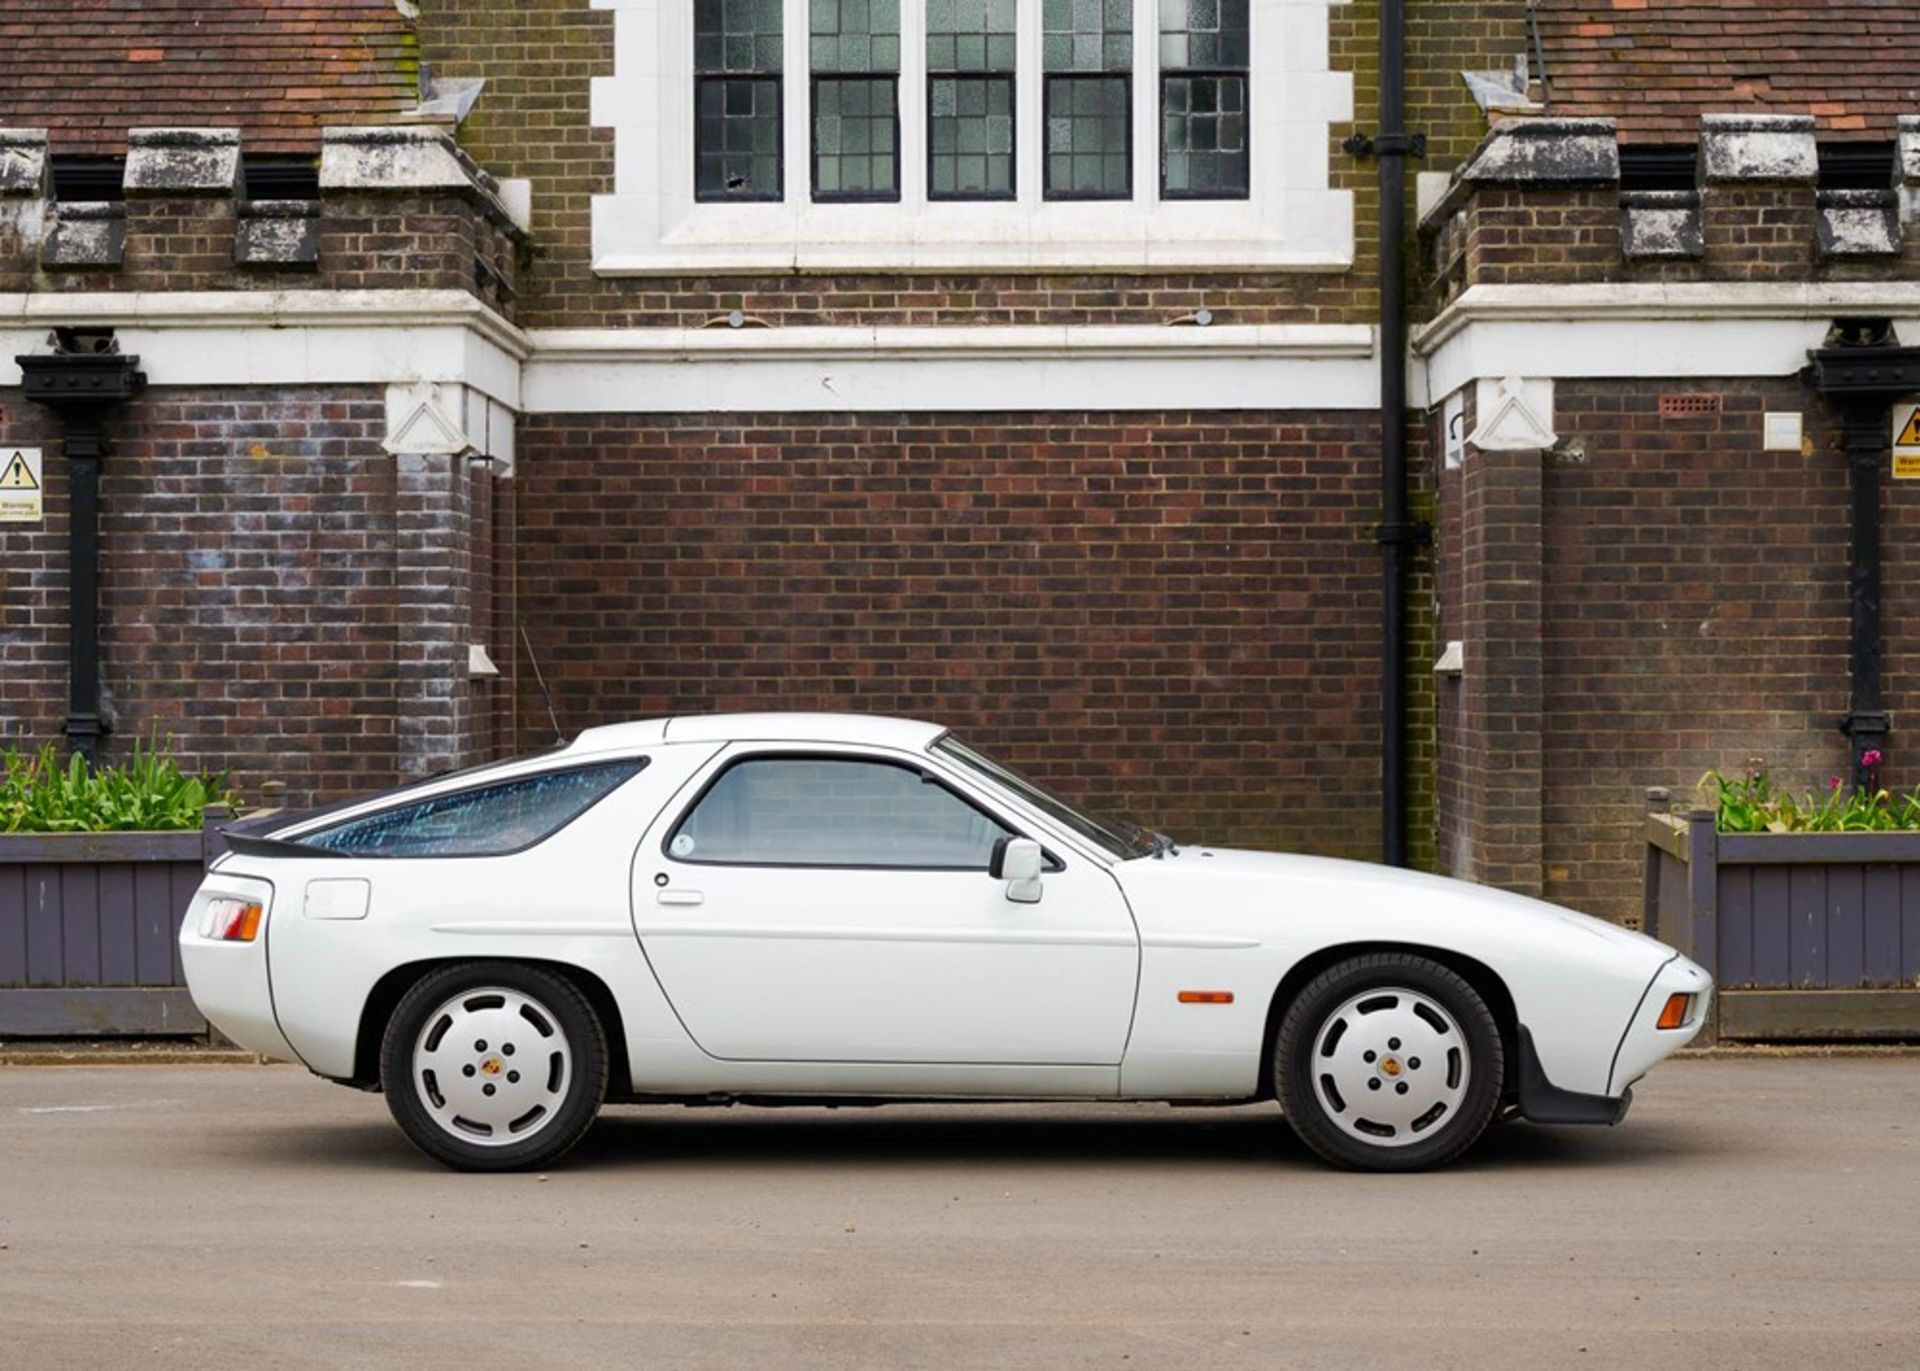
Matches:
[1,1056,1916,1370]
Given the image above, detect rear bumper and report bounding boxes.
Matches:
[1513,1024,1632,1125]
[178,873,299,1063]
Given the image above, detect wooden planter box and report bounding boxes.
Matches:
[0,806,232,1037]
[1643,797,1920,1042]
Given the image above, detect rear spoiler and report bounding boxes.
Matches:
[220,831,356,860]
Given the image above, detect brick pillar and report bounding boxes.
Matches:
[0,128,47,291]
[383,382,483,781]
[122,128,241,288]
[1699,115,1818,280]
[1452,377,1552,897]
[1899,116,1920,275]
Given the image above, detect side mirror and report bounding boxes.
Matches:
[989,836,1044,904]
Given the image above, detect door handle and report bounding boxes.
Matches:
[656,890,705,907]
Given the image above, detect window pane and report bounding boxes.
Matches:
[929,75,1014,199]
[697,0,783,73]
[303,761,645,858]
[814,76,901,200]
[929,0,1015,73]
[1045,0,1131,72]
[1044,74,1130,199]
[698,75,783,200]
[669,758,1015,868]
[1159,0,1248,199]
[812,0,901,72]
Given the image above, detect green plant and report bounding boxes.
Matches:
[1700,757,1920,834]
[0,737,238,834]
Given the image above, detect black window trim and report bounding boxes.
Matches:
[1041,72,1134,202]
[926,72,1018,203]
[694,73,787,204]
[810,73,903,203]
[275,756,651,861]
[1158,68,1251,202]
[660,749,1066,872]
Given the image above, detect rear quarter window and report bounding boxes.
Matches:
[299,759,646,857]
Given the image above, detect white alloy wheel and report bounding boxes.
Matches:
[411,985,574,1146]
[1309,986,1470,1147]
[1274,952,1504,1171]
[382,961,608,1171]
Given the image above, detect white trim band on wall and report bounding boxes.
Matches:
[0,291,1382,414]
[522,323,1379,412]
[1415,282,1920,404]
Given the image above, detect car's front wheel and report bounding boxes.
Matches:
[1274,953,1504,1172]
[381,961,608,1172]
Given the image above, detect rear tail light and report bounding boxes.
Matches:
[199,897,264,943]
[1657,993,1693,1030]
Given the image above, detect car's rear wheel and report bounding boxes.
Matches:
[381,961,608,1172]
[1274,953,1504,1172]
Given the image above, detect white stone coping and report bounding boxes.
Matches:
[1414,282,1920,402]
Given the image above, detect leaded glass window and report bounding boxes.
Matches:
[928,0,1016,200]
[1159,0,1249,198]
[812,0,901,200]
[1043,0,1132,199]
[695,0,784,201]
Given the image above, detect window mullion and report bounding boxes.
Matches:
[1133,0,1157,204]
[782,0,809,205]
[901,0,928,208]
[1015,0,1042,205]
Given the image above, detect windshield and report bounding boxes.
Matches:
[933,736,1157,860]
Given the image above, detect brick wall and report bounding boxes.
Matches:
[0,385,500,809]
[512,409,1396,858]
[1,184,519,312]
[1434,377,1920,925]
[418,0,1520,331]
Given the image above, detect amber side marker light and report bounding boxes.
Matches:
[1657,993,1693,1030]
[1177,991,1234,1005]
[199,898,263,943]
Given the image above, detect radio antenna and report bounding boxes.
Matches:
[519,625,566,744]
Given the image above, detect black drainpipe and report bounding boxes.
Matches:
[1806,321,1920,789]
[16,329,147,767]
[1345,1,1426,866]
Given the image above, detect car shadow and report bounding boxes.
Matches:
[207,1102,1730,1176]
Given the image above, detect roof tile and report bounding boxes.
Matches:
[0,1,418,154]
[1539,0,1920,142]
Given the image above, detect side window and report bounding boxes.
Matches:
[301,760,646,857]
[668,756,1014,868]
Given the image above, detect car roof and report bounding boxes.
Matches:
[566,712,949,755]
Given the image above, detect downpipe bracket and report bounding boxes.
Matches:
[1374,520,1433,549]
[1343,130,1428,159]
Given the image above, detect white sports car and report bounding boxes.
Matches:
[182,714,1710,1172]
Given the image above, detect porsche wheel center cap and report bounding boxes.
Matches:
[481,1057,504,1077]
[1379,1057,1403,1078]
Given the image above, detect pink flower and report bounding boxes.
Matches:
[1863,749,1884,770]
[1830,775,1843,791]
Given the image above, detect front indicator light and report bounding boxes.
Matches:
[1657,993,1692,1030]
[199,898,264,942]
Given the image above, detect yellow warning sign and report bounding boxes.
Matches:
[1898,405,1920,450]
[0,447,42,521]
[1897,402,1920,480]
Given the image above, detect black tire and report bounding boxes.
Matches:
[1274,953,1504,1172]
[381,960,609,1172]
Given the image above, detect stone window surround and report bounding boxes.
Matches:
[587,0,1354,274]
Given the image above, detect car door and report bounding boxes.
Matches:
[631,746,1140,1065]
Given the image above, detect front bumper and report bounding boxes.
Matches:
[1513,1024,1632,1125]
[1514,952,1712,1125]
[1609,952,1712,1095]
